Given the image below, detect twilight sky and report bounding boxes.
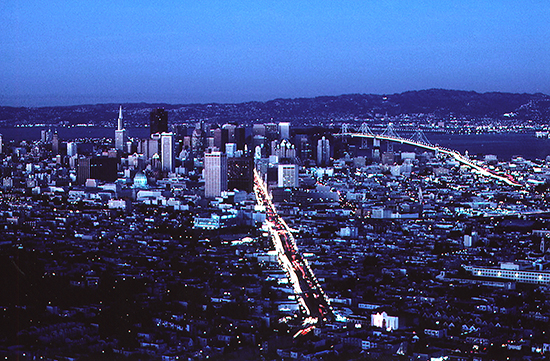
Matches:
[1,0,550,106]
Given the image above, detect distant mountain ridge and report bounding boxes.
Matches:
[1,89,549,126]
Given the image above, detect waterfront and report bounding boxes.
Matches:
[427,132,550,161]
[2,126,549,161]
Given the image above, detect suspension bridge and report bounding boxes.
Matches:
[340,123,522,187]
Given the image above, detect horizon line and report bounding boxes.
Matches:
[1,88,548,109]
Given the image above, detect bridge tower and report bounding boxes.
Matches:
[341,123,350,134]
[360,123,374,149]
[381,123,400,152]
[360,122,374,135]
[410,129,432,145]
[381,123,400,138]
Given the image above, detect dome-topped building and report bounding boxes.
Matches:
[133,172,148,188]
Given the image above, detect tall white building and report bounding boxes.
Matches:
[204,151,228,198]
[278,164,298,188]
[317,136,330,167]
[117,105,123,131]
[67,142,77,156]
[278,122,290,140]
[115,106,127,151]
[161,132,174,172]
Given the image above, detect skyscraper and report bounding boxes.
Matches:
[115,106,127,151]
[235,126,246,151]
[295,134,311,162]
[278,164,299,188]
[191,127,203,153]
[150,108,168,135]
[161,132,174,173]
[221,124,236,152]
[117,105,123,130]
[317,136,330,167]
[77,157,91,184]
[278,122,290,140]
[228,157,254,192]
[204,150,227,198]
[78,156,118,184]
[213,128,223,151]
[90,156,118,182]
[265,123,278,144]
[42,129,53,143]
[274,139,296,160]
[67,142,77,157]
[253,124,265,137]
[149,134,161,159]
[52,132,60,154]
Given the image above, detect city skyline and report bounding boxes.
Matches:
[2,1,550,107]
[2,116,550,359]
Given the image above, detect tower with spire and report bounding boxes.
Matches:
[115,105,127,152]
[117,105,123,131]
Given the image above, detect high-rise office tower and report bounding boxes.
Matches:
[161,132,174,172]
[191,127,203,153]
[52,132,60,154]
[115,106,127,151]
[91,157,118,182]
[228,157,254,192]
[253,124,265,137]
[235,126,246,151]
[150,108,168,135]
[221,124,236,152]
[126,141,133,154]
[149,134,161,159]
[67,142,77,157]
[151,153,161,170]
[0,134,3,154]
[115,132,126,152]
[77,158,91,184]
[274,139,296,160]
[78,156,118,184]
[295,134,311,162]
[265,123,278,143]
[204,150,227,198]
[278,122,290,140]
[278,164,299,188]
[42,129,53,143]
[222,124,236,142]
[213,128,223,151]
[115,130,126,151]
[317,136,330,167]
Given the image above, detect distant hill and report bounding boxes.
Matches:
[1,89,549,126]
